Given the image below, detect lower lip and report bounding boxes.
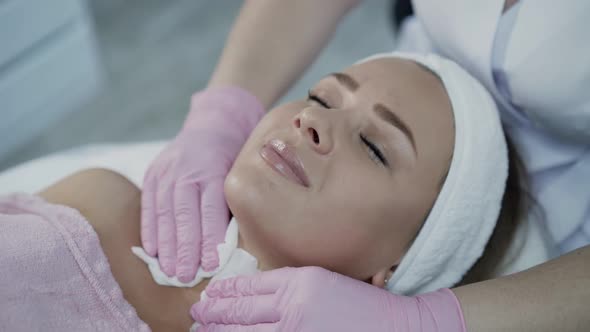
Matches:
[259,144,306,187]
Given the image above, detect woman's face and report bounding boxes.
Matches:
[225,57,454,285]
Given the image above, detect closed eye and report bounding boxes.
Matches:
[361,134,388,167]
[307,91,331,108]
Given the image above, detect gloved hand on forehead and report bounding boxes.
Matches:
[191,266,466,332]
[141,87,265,282]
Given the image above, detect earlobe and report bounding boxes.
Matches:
[371,270,388,287]
[371,268,395,288]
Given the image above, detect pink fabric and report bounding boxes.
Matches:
[0,193,150,331]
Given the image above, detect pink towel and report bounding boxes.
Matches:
[0,193,150,331]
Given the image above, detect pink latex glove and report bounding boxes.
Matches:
[191,267,466,332]
[141,87,264,282]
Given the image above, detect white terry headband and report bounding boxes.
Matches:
[357,52,508,295]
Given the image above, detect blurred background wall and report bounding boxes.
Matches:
[0,0,396,172]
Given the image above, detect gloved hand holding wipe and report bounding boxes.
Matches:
[141,87,265,282]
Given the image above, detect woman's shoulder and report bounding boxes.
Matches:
[38,168,198,331]
[38,168,144,272]
[38,167,140,225]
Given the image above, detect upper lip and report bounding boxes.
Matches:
[268,139,310,187]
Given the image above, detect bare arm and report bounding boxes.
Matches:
[454,245,590,332]
[207,0,362,108]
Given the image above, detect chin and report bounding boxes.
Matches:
[224,172,249,222]
[224,169,270,226]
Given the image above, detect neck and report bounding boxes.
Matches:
[235,221,280,272]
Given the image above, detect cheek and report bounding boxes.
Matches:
[300,174,424,278]
[268,179,398,279]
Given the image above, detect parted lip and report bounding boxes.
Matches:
[266,139,310,188]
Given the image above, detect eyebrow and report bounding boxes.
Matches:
[329,72,359,91]
[329,72,417,155]
[374,103,417,155]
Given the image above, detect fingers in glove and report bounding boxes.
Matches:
[205,270,286,298]
[192,293,280,325]
[157,183,177,276]
[200,180,230,272]
[174,182,201,283]
[195,323,278,332]
[140,175,158,256]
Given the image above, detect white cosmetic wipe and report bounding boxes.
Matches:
[132,218,258,287]
[132,218,260,331]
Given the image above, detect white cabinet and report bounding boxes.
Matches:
[0,0,102,159]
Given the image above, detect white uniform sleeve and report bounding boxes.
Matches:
[395,16,438,54]
[502,1,590,142]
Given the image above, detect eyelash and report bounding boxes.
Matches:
[307,91,388,166]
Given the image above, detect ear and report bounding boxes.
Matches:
[370,268,395,288]
[371,265,397,288]
[371,269,388,288]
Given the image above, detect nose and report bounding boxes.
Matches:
[293,106,334,155]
